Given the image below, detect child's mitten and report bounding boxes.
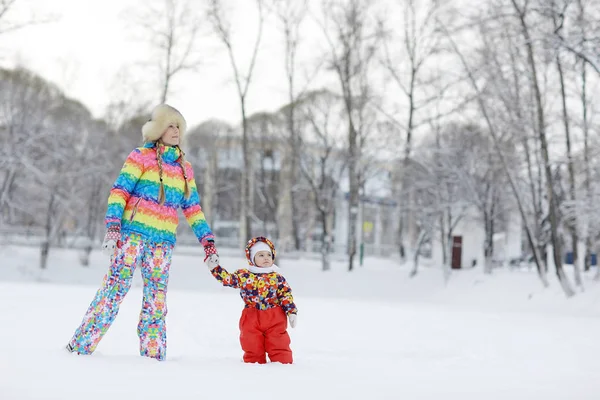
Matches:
[288,314,297,329]
[205,254,220,270]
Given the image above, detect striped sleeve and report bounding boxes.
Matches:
[181,162,215,246]
[105,149,145,229]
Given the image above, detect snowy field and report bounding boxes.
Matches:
[1,244,600,400]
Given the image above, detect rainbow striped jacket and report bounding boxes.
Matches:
[105,142,214,246]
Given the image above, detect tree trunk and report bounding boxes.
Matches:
[521,135,546,274]
[320,208,331,271]
[398,210,406,260]
[240,98,252,246]
[80,246,92,267]
[321,0,371,273]
[40,239,50,270]
[409,228,427,278]
[209,0,264,247]
[513,1,573,296]
[484,209,494,274]
[287,77,302,251]
[445,208,454,270]
[434,127,447,267]
[583,62,595,275]
[439,213,447,266]
[575,0,592,273]
[359,185,365,266]
[347,121,359,271]
[81,181,102,267]
[556,51,583,289]
[398,67,417,263]
[160,79,168,104]
[0,169,17,223]
[40,192,55,270]
[161,35,171,104]
[290,130,301,251]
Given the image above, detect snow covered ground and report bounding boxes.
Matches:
[1,244,600,399]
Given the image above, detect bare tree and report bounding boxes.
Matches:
[574,0,595,273]
[544,0,600,75]
[0,0,55,36]
[405,162,439,277]
[510,0,574,296]
[207,0,265,245]
[403,122,510,278]
[270,0,309,251]
[353,99,393,264]
[409,131,474,278]
[434,133,470,273]
[298,90,347,271]
[0,0,24,34]
[449,124,515,274]
[41,100,108,268]
[380,0,445,263]
[315,0,381,271]
[133,0,204,103]
[470,4,550,279]
[543,0,583,289]
[437,14,551,288]
[0,68,61,225]
[0,66,119,268]
[75,119,114,267]
[23,99,91,269]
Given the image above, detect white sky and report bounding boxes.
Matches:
[0,0,520,146]
[1,0,336,127]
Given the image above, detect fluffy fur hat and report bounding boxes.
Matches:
[141,104,187,142]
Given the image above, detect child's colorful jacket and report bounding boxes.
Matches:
[210,266,298,316]
[104,142,214,246]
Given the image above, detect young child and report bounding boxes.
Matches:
[206,236,298,364]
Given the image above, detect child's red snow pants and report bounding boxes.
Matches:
[239,307,292,364]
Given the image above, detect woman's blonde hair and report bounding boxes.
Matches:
[155,141,191,205]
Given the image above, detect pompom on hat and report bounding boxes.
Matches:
[141,104,187,142]
[245,236,276,266]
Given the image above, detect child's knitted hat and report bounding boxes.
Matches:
[245,236,276,266]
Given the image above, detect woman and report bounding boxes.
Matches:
[66,104,218,361]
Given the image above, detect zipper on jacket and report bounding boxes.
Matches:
[130,198,142,221]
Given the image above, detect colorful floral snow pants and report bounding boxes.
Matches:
[68,233,173,361]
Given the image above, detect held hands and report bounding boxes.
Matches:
[101,227,120,256]
[203,241,218,262]
[204,241,219,269]
[205,254,220,270]
[288,314,297,329]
